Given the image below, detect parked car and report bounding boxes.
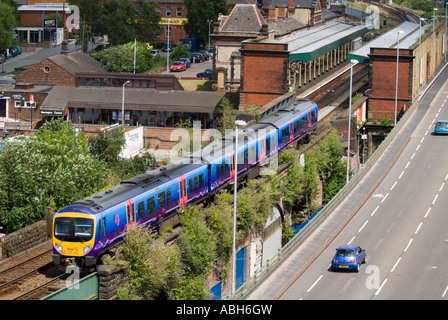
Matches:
[170,61,187,72]
[179,57,191,68]
[9,46,21,56]
[191,52,205,63]
[162,43,172,52]
[330,245,366,272]
[150,49,159,56]
[434,120,448,134]
[206,49,214,58]
[11,46,22,54]
[0,49,12,59]
[197,68,213,79]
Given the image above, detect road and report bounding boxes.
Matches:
[278,67,448,300]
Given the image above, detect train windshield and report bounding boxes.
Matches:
[54,217,94,242]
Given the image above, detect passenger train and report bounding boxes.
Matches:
[52,99,318,271]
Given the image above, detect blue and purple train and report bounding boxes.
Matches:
[52,99,318,271]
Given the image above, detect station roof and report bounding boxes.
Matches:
[348,22,430,63]
[40,86,226,114]
[266,21,371,61]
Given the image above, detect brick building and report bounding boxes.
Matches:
[15,50,104,87]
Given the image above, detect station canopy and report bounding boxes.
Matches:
[266,21,372,61]
[348,21,429,63]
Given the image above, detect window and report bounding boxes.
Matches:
[158,192,166,208]
[194,176,198,190]
[177,7,182,17]
[166,7,172,17]
[138,201,145,219]
[43,66,51,73]
[166,189,172,205]
[189,178,193,192]
[199,174,204,188]
[147,197,155,213]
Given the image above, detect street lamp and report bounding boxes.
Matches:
[395,30,404,126]
[207,19,212,51]
[419,18,425,97]
[166,19,171,73]
[433,8,438,75]
[232,119,247,295]
[346,59,358,184]
[122,80,130,127]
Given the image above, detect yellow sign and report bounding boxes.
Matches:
[160,17,187,25]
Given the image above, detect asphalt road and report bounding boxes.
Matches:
[278,67,448,300]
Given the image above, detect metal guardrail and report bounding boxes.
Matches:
[231,92,421,300]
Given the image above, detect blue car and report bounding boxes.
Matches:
[331,245,366,272]
[179,58,191,68]
[434,120,448,134]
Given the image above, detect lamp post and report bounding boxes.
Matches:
[122,80,130,127]
[419,18,424,96]
[207,19,212,51]
[232,119,247,295]
[434,8,438,75]
[346,59,358,184]
[166,19,171,73]
[395,30,404,126]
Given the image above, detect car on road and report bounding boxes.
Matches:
[434,120,448,134]
[330,245,366,272]
[170,61,187,72]
[197,68,213,79]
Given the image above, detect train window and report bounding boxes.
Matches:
[167,189,172,205]
[216,165,221,178]
[199,173,204,188]
[147,197,155,213]
[189,178,193,192]
[266,137,271,154]
[194,176,198,190]
[103,217,106,237]
[225,161,229,175]
[127,204,135,223]
[221,161,225,176]
[97,219,102,238]
[244,149,248,164]
[158,192,166,208]
[138,201,145,219]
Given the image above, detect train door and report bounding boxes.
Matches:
[308,110,312,129]
[259,136,265,164]
[230,151,235,181]
[125,199,136,225]
[179,176,187,208]
[289,120,294,144]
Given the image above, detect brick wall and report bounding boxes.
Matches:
[240,42,289,109]
[16,59,75,86]
[0,220,49,261]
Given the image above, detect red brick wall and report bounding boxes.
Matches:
[16,59,75,86]
[368,48,413,121]
[240,42,289,109]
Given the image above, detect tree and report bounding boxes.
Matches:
[69,0,102,52]
[98,41,151,73]
[101,0,136,45]
[117,225,184,300]
[184,0,227,46]
[0,0,17,50]
[134,0,161,42]
[0,119,106,233]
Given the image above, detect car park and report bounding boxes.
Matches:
[330,245,366,272]
[197,68,213,79]
[170,61,187,72]
[434,120,448,134]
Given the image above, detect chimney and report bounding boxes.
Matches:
[278,5,286,20]
[289,0,295,12]
[61,40,69,55]
[268,6,276,22]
